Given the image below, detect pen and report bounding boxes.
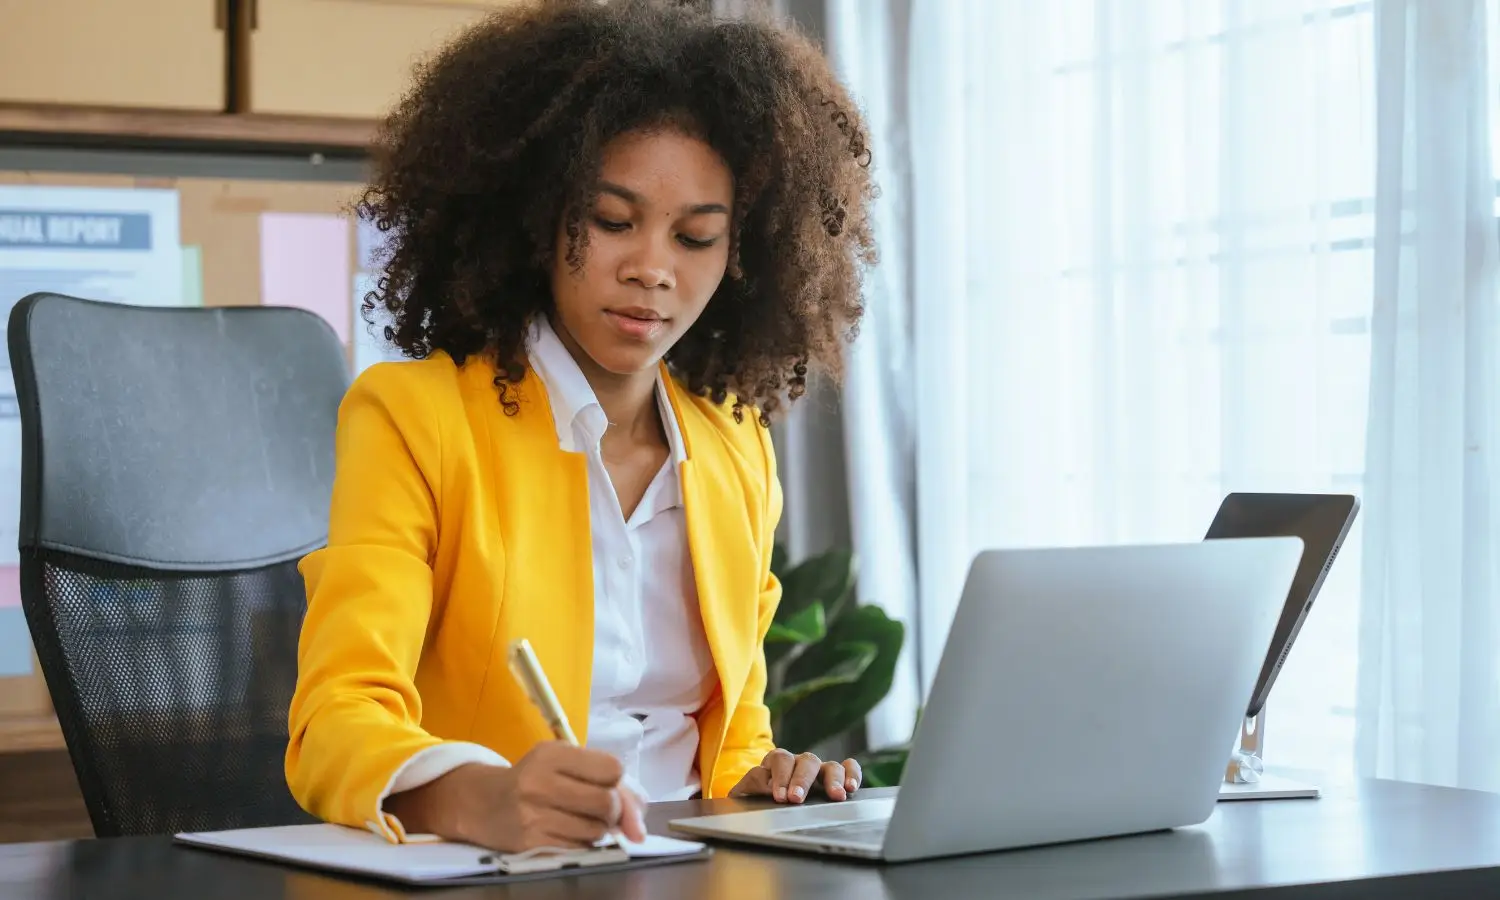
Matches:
[508,638,580,746]
[507,638,628,842]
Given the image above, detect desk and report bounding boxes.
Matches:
[2,779,1499,899]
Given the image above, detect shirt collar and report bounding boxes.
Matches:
[525,316,687,464]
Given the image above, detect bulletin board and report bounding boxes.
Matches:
[0,168,398,744]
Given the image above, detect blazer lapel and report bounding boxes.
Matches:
[474,364,595,746]
[664,375,761,753]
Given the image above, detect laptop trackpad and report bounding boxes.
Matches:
[669,796,896,842]
[769,797,896,832]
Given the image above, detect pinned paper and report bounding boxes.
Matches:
[181,244,204,306]
[0,186,186,569]
[0,566,17,608]
[259,213,352,343]
[0,564,29,676]
[0,612,29,676]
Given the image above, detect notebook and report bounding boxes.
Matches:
[174,823,711,886]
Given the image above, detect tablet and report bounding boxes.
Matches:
[1203,492,1360,719]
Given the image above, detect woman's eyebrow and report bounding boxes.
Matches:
[598,180,729,216]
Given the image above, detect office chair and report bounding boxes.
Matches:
[7,292,349,837]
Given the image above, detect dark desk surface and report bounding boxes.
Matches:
[4,777,1500,899]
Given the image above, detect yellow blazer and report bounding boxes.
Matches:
[285,352,782,839]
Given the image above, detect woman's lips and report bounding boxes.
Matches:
[604,309,667,340]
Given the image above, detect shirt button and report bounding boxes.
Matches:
[617,556,631,570]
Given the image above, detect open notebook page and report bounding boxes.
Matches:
[175,822,707,883]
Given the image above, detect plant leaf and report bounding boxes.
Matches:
[765,640,877,717]
[766,549,853,669]
[775,604,905,753]
[860,748,909,788]
[764,602,826,644]
[771,542,790,582]
[777,549,855,622]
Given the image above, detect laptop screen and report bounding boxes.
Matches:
[1203,492,1360,718]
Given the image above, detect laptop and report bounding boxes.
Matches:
[670,538,1304,863]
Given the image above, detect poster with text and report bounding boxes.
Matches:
[0,186,185,583]
[0,186,186,674]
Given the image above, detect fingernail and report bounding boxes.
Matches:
[775,787,786,801]
[846,779,857,791]
[790,786,804,800]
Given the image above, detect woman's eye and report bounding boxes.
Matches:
[593,217,630,232]
[678,235,720,249]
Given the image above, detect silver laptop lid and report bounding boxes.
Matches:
[883,537,1303,862]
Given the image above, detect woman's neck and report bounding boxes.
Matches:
[591,368,664,450]
[551,318,665,450]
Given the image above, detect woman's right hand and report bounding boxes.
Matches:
[384,741,647,852]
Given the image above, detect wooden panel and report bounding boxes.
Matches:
[0,749,91,843]
[0,662,52,720]
[0,716,63,754]
[176,176,362,311]
[0,0,226,111]
[0,104,375,154]
[248,0,510,118]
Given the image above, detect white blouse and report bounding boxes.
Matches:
[379,316,716,817]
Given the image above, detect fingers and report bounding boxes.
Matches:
[820,761,848,801]
[539,742,625,787]
[763,748,797,802]
[535,809,612,849]
[728,764,773,797]
[538,771,617,822]
[787,752,822,803]
[756,750,853,803]
[843,758,862,795]
[616,787,647,843]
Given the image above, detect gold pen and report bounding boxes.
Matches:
[508,638,580,746]
[509,638,631,842]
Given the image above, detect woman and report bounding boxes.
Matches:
[285,0,876,853]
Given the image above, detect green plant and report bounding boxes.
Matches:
[858,705,921,788]
[764,543,908,783]
[858,745,911,788]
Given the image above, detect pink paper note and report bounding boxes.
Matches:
[0,566,18,608]
[259,213,353,344]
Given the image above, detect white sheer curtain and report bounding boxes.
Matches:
[826,0,921,751]
[1356,0,1500,791]
[835,0,1500,787]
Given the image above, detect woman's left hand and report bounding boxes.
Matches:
[728,749,862,803]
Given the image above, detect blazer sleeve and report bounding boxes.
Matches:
[708,419,784,797]
[284,364,452,841]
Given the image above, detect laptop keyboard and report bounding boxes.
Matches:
[787,819,890,846]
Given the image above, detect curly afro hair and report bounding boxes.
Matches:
[358,0,876,424]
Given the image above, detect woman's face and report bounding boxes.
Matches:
[549,127,734,378]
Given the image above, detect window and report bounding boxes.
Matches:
[914,0,1388,777]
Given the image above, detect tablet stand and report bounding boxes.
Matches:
[1225,707,1265,784]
